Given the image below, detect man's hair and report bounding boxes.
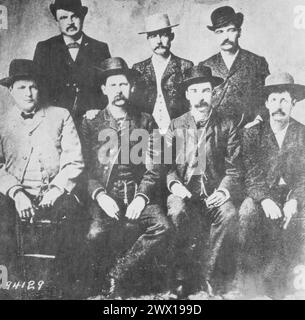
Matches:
[265,88,295,101]
[100,73,134,87]
[147,28,174,39]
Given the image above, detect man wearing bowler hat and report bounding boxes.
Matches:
[132,13,193,135]
[81,57,170,298]
[234,72,305,299]
[0,59,84,298]
[165,65,242,298]
[33,0,111,126]
[199,6,270,126]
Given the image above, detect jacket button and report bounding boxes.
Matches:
[66,83,70,87]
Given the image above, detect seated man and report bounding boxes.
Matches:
[236,72,305,299]
[81,57,170,299]
[165,65,242,298]
[0,59,84,298]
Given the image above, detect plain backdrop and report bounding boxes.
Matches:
[0,0,305,122]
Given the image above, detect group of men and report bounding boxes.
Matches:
[0,0,305,300]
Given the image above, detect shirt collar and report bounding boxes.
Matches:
[151,53,171,67]
[270,119,289,135]
[63,34,83,46]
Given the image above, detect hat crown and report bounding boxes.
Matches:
[265,72,295,87]
[140,13,179,34]
[9,59,37,78]
[211,6,236,22]
[51,0,83,10]
[185,65,213,82]
[99,57,129,74]
[208,6,243,30]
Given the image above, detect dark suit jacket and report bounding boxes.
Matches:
[200,48,269,125]
[242,118,305,207]
[81,106,160,202]
[33,33,111,124]
[132,54,193,120]
[166,111,242,200]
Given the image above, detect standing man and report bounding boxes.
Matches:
[33,0,111,126]
[165,65,241,298]
[200,6,270,126]
[81,57,170,298]
[0,59,84,297]
[235,72,305,299]
[132,13,193,135]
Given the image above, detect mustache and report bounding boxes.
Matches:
[66,24,77,31]
[272,109,286,116]
[113,95,128,102]
[154,45,168,51]
[195,100,210,108]
[221,39,234,46]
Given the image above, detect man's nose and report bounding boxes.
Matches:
[155,34,161,42]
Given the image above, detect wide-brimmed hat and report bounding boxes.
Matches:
[181,65,223,91]
[94,57,138,83]
[207,6,244,31]
[50,0,88,19]
[264,72,305,102]
[0,59,39,88]
[138,13,179,34]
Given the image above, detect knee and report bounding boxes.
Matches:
[219,201,238,224]
[239,197,259,222]
[167,194,187,225]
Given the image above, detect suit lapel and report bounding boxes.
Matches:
[228,49,244,77]
[29,107,46,135]
[75,34,90,66]
[162,54,178,82]
[57,35,74,66]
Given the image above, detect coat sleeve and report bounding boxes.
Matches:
[0,136,22,196]
[218,120,242,198]
[51,112,84,193]
[242,127,271,202]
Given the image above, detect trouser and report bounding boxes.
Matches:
[167,194,238,293]
[87,198,171,296]
[238,196,305,298]
[0,193,83,299]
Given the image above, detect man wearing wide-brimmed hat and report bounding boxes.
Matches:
[165,65,242,298]
[132,13,193,135]
[0,59,84,298]
[33,0,111,125]
[81,57,171,299]
[234,72,305,299]
[199,6,270,126]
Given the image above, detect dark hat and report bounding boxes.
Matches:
[181,65,223,91]
[138,13,179,35]
[264,72,305,102]
[50,0,88,19]
[0,59,39,88]
[94,57,138,83]
[207,6,244,31]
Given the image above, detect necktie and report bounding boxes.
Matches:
[21,112,35,120]
[67,42,80,49]
[196,119,208,129]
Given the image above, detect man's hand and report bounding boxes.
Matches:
[283,199,298,230]
[96,193,119,220]
[171,183,192,199]
[39,187,63,209]
[126,196,146,220]
[14,191,35,219]
[206,190,227,208]
[261,198,282,220]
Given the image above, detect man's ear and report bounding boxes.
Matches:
[237,28,242,39]
[101,84,106,95]
[170,32,175,41]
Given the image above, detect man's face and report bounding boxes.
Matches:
[10,79,39,113]
[214,23,240,52]
[147,29,173,56]
[266,91,295,123]
[186,82,213,114]
[56,9,83,38]
[102,74,131,107]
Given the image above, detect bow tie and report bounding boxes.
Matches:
[196,119,208,129]
[67,42,80,49]
[21,112,35,120]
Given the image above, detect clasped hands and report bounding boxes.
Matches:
[96,192,146,221]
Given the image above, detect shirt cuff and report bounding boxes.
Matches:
[92,187,106,200]
[50,184,65,195]
[217,188,230,201]
[8,186,23,199]
[167,180,182,193]
[135,193,150,205]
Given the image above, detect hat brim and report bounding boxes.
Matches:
[207,12,244,31]
[94,67,139,83]
[0,74,39,88]
[50,4,88,18]
[264,84,305,102]
[138,24,179,35]
[181,76,224,91]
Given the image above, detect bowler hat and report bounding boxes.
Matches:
[181,65,223,91]
[207,6,244,31]
[94,57,138,83]
[50,0,88,19]
[138,13,179,34]
[264,72,305,102]
[0,59,39,88]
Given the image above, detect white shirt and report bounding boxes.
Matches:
[270,121,289,185]
[221,49,239,71]
[151,54,171,135]
[63,35,83,61]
